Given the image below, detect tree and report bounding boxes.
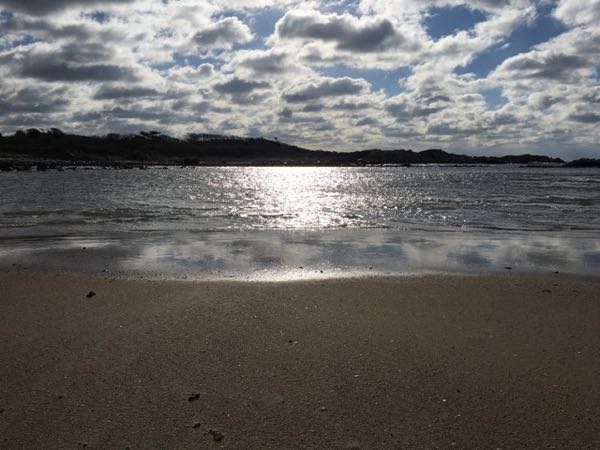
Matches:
[48,128,64,137]
[26,128,43,138]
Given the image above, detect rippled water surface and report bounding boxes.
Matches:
[1,166,599,277]
[1,166,599,234]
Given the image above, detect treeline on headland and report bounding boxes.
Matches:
[0,128,596,170]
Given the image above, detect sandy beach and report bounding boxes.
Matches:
[1,271,599,449]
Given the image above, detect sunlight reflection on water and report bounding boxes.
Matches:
[2,166,599,234]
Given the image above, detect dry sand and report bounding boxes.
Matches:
[0,271,599,449]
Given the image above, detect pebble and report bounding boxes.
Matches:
[86,291,96,298]
[188,393,200,402]
[504,266,512,270]
[208,429,224,442]
[192,421,201,428]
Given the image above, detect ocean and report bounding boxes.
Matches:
[1,165,599,278]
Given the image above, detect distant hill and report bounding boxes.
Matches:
[0,128,568,169]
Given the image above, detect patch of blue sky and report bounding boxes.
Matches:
[87,11,110,24]
[0,10,13,21]
[0,34,43,51]
[318,65,411,96]
[481,87,508,110]
[456,2,568,78]
[321,0,361,16]
[423,5,487,40]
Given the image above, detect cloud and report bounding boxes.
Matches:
[192,17,252,50]
[569,112,600,124]
[213,77,270,104]
[0,86,69,116]
[93,85,160,100]
[553,0,600,26]
[0,0,134,16]
[497,53,589,80]
[384,92,450,120]
[18,51,136,82]
[214,78,270,95]
[283,77,369,102]
[226,49,289,76]
[276,9,405,52]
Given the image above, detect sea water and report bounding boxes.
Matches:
[1,166,599,278]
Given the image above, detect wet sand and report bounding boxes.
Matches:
[1,271,599,448]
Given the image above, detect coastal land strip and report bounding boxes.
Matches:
[2,129,599,169]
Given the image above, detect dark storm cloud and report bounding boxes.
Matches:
[534,95,561,109]
[236,52,287,74]
[385,102,444,119]
[93,85,160,100]
[331,101,371,111]
[0,16,94,40]
[0,87,69,116]
[501,53,589,80]
[214,78,270,95]
[301,104,324,112]
[192,17,251,49]
[355,117,378,126]
[13,43,137,82]
[581,90,600,104]
[213,78,270,105]
[283,78,367,103]
[418,94,452,104]
[569,112,600,123]
[490,113,519,126]
[427,123,488,136]
[20,58,135,82]
[276,11,403,52]
[0,0,133,16]
[279,107,293,119]
[72,106,179,124]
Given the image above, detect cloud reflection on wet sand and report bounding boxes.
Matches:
[1,230,598,280]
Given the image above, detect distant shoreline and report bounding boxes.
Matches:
[2,128,597,169]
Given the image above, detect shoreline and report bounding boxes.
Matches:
[2,228,600,281]
[1,270,599,448]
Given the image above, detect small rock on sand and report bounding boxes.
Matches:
[86,291,96,298]
[208,429,224,442]
[188,393,200,402]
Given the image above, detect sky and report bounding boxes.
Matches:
[0,0,599,158]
